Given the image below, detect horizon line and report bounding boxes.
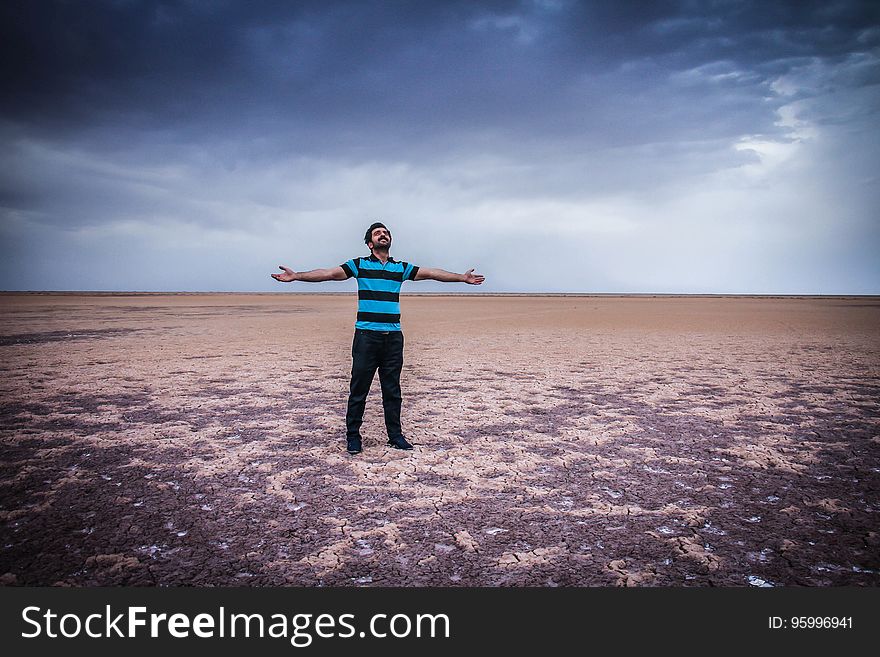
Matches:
[2,291,880,299]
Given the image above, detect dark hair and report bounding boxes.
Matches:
[364,222,389,246]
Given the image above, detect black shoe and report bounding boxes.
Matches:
[387,435,413,450]
[346,437,363,454]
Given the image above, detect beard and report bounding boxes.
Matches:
[372,237,391,250]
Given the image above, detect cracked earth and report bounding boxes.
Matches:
[1,293,878,586]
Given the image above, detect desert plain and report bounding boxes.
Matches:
[0,292,878,586]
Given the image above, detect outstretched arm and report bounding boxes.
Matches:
[271,265,348,283]
[414,267,484,285]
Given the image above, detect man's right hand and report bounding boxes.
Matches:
[271,265,297,282]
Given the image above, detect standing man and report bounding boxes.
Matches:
[271,222,484,454]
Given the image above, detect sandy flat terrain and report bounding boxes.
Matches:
[1,292,878,586]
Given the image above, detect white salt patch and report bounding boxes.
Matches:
[748,575,774,587]
[138,544,164,559]
[852,566,879,574]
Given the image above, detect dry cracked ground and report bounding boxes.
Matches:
[1,293,878,587]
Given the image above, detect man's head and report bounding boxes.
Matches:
[364,222,391,252]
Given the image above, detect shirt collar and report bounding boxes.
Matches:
[367,253,396,263]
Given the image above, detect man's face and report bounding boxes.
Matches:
[370,227,391,250]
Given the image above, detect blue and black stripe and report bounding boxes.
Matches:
[340,255,419,331]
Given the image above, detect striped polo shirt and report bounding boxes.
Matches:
[340,255,420,331]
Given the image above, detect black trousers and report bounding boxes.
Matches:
[346,329,405,440]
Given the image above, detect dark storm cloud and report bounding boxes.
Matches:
[3,0,877,154]
[1,1,520,140]
[560,0,879,63]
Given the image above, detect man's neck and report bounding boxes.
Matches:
[371,248,390,264]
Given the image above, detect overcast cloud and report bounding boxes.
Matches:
[1,0,878,292]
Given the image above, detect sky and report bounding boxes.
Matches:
[1,0,878,293]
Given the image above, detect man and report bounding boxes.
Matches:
[271,222,484,454]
